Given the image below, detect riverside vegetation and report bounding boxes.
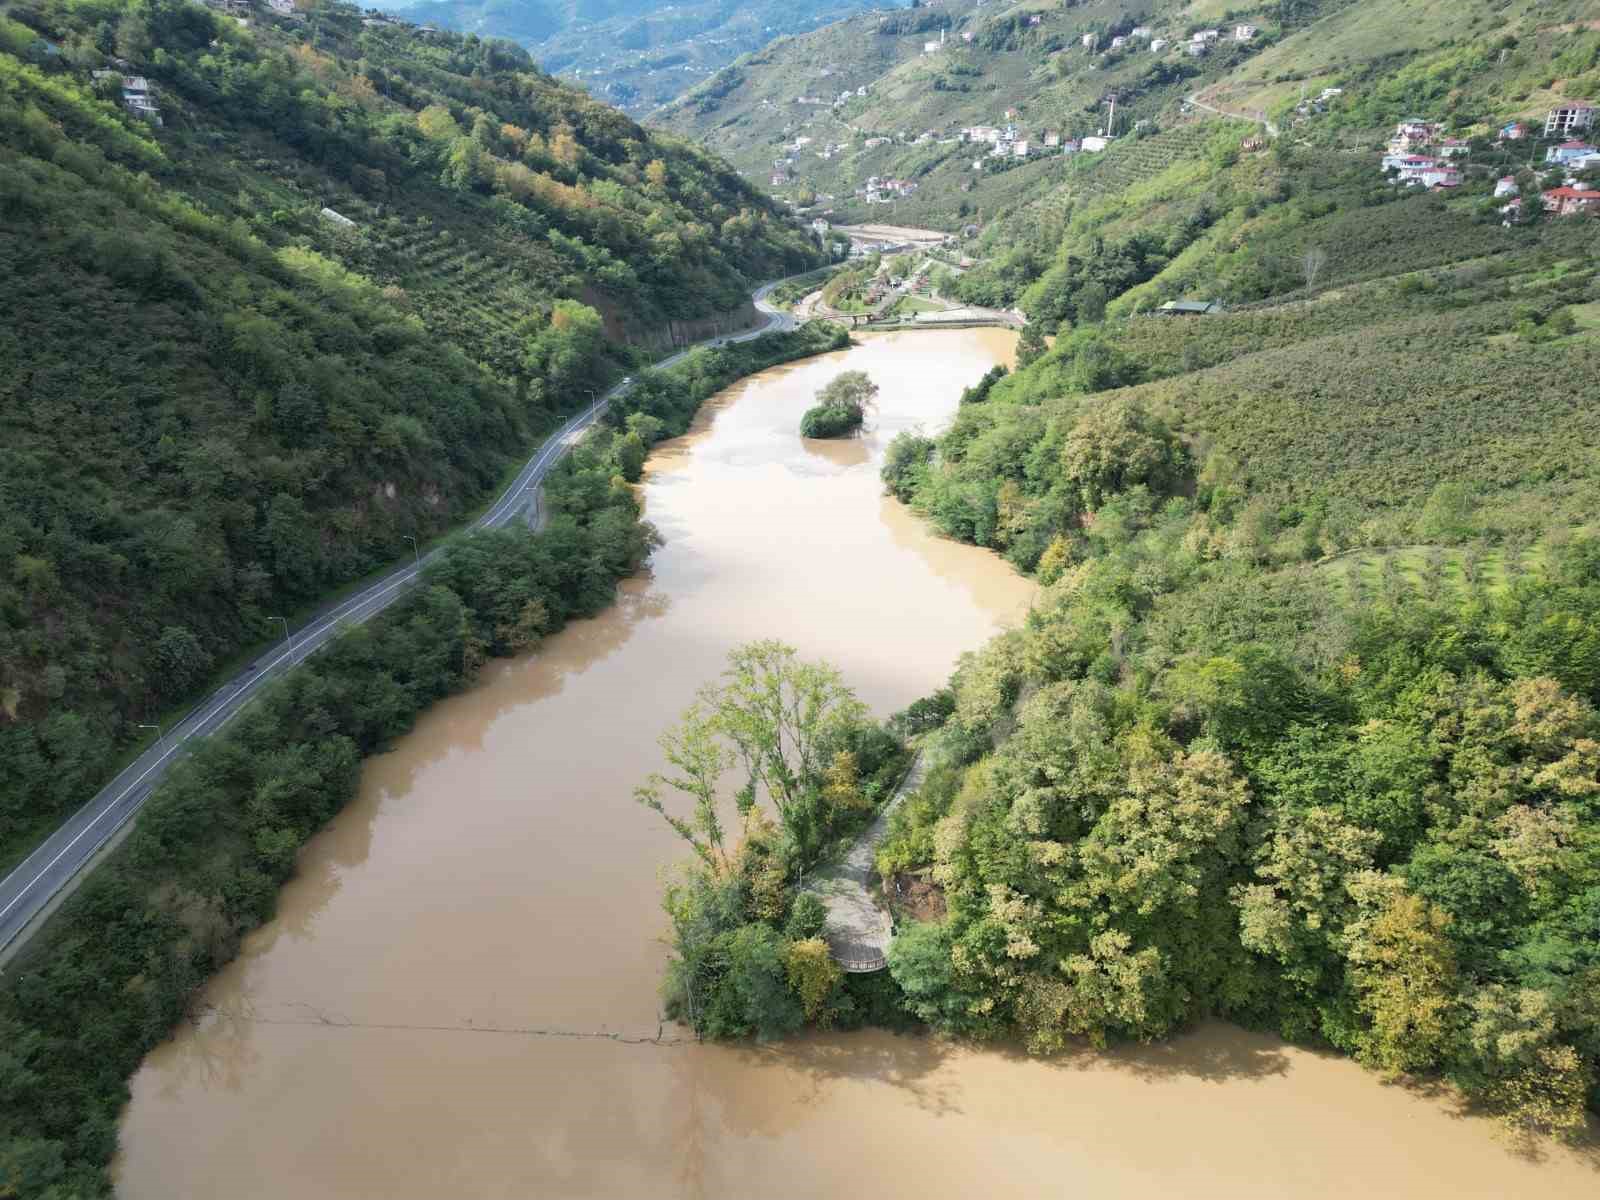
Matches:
[0,321,847,1197]
[642,4,1600,1140]
[639,640,911,1037]
[653,292,1600,1138]
[0,0,821,871]
[798,369,876,439]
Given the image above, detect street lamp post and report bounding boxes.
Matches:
[137,722,163,744]
[404,535,419,569]
[269,616,290,649]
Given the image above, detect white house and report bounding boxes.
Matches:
[1081,135,1109,152]
[1193,29,1220,42]
[1043,130,1060,147]
[1130,25,1152,39]
[319,207,357,229]
[1494,176,1519,198]
[1149,38,1168,52]
[1081,33,1097,49]
[1110,36,1127,49]
[1384,152,1436,176]
[811,218,831,234]
[96,71,162,124]
[1437,138,1470,158]
[1233,24,1257,40]
[1186,40,1208,56]
[1013,140,1030,157]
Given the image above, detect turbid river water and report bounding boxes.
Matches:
[116,329,1597,1198]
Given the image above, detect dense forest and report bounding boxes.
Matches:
[647,118,1600,1137]
[0,0,821,868]
[0,318,848,1198]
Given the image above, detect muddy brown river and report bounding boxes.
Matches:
[116,329,1597,1198]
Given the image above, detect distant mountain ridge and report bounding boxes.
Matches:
[385,0,904,112]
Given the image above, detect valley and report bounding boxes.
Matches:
[112,330,1597,1198]
[2,0,1599,1195]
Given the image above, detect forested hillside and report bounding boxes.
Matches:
[0,0,819,866]
[0,320,850,1199]
[655,202,1600,1135]
[644,0,1600,1138]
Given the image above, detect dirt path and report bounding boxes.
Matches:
[808,753,927,972]
[1187,90,1279,137]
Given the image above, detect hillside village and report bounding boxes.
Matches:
[719,5,1280,222]
[1373,105,1599,219]
[663,0,1600,239]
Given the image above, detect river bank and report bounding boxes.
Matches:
[0,323,850,1197]
[111,328,1598,1198]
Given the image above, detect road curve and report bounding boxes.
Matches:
[0,278,801,960]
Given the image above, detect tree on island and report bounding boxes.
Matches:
[636,641,909,1039]
[800,370,878,438]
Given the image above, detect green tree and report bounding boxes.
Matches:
[1460,985,1592,1135]
[153,626,212,700]
[784,936,842,1023]
[1059,399,1187,509]
[636,702,733,873]
[1016,321,1047,368]
[800,371,877,439]
[1343,871,1458,1074]
[615,431,647,483]
[881,431,934,502]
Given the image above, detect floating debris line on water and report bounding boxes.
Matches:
[194,1002,693,1046]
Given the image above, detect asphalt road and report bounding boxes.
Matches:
[0,279,798,959]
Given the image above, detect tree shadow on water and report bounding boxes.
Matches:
[723,1027,966,1121]
[1094,1021,1294,1084]
[1385,1073,1600,1170]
